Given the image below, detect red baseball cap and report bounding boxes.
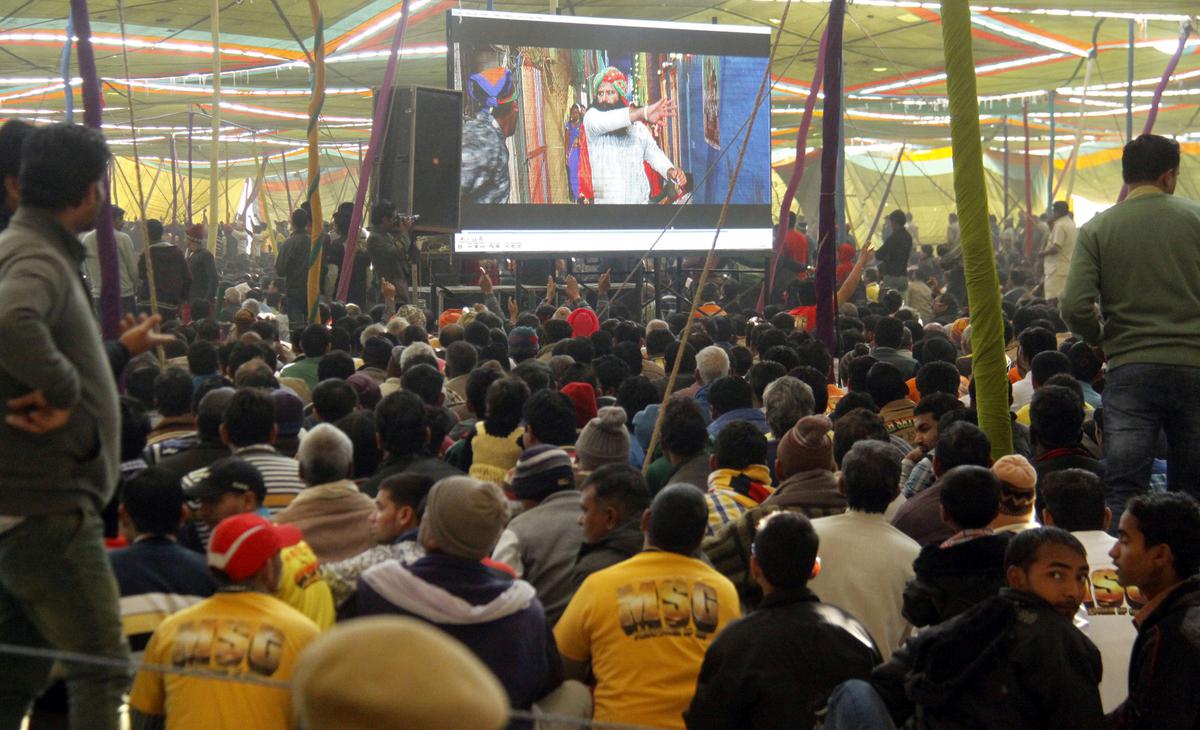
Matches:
[207,513,302,582]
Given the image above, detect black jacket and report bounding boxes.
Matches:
[903,533,1011,628]
[685,587,880,730]
[876,227,913,277]
[1106,577,1200,729]
[274,231,314,301]
[571,520,643,588]
[186,246,218,303]
[874,588,1103,729]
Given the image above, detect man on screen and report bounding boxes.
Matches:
[579,67,687,205]
[462,66,518,205]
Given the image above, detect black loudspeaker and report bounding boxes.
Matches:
[375,86,463,233]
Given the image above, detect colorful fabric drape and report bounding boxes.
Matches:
[814,0,845,351]
[305,0,326,323]
[336,0,411,303]
[1022,100,1034,258]
[68,0,121,340]
[940,0,1012,460]
[761,25,829,311]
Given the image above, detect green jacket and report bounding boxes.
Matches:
[1060,187,1200,369]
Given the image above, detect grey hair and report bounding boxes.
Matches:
[359,323,387,348]
[297,423,354,486]
[399,341,437,371]
[695,345,730,385]
[763,376,815,437]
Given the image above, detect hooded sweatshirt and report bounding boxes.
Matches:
[355,553,561,728]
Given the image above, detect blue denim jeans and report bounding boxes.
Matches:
[823,679,897,730]
[0,509,130,730]
[1103,363,1200,529]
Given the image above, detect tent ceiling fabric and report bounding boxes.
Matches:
[1,0,1197,171]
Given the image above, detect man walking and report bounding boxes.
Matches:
[1060,134,1200,523]
[1040,200,1076,302]
[0,123,130,729]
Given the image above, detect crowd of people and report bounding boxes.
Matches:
[1,115,1199,730]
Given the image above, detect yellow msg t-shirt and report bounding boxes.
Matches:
[129,591,319,730]
[275,540,335,630]
[554,550,741,730]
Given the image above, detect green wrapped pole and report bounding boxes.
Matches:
[940,0,1011,460]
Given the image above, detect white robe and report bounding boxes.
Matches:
[582,107,674,205]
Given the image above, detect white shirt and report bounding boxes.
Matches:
[809,510,921,659]
[582,107,674,204]
[1011,372,1034,412]
[1072,530,1136,713]
[81,228,139,298]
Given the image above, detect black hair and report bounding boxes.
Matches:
[831,391,878,421]
[916,361,961,399]
[847,354,878,393]
[19,123,111,210]
[616,376,658,429]
[1029,385,1083,449]
[445,340,478,378]
[583,463,651,517]
[645,328,676,358]
[511,359,552,394]
[790,366,830,414]
[729,345,754,378]
[939,464,1001,529]
[918,335,958,365]
[119,395,151,461]
[290,208,311,233]
[317,350,356,381]
[1067,341,1102,383]
[542,318,573,345]
[335,411,381,479]
[664,341,696,376]
[753,512,819,590]
[748,361,786,405]
[154,367,194,417]
[866,362,908,406]
[1030,350,1071,387]
[713,420,768,470]
[121,466,186,535]
[300,324,331,358]
[378,473,436,512]
[0,119,34,181]
[1041,469,1107,532]
[1125,492,1200,577]
[222,388,276,447]
[590,330,614,358]
[660,398,708,460]
[610,341,644,379]
[375,390,427,457]
[1005,526,1087,571]
[874,317,905,349]
[560,337,595,365]
[763,345,800,372]
[841,440,901,513]
[646,484,708,554]
[402,325,428,346]
[914,392,964,421]
[592,355,630,395]
[832,408,889,467]
[936,421,991,471]
[125,366,160,411]
[1122,133,1181,185]
[402,363,445,407]
[312,379,358,423]
[795,340,833,376]
[465,366,503,417]
[369,200,395,226]
[707,375,753,417]
[484,377,529,437]
[523,389,577,446]
[756,328,787,355]
[1018,326,1057,365]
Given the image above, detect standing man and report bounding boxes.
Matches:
[580,67,686,205]
[82,205,138,316]
[138,219,190,320]
[275,208,313,325]
[365,200,416,304]
[185,223,218,311]
[876,209,913,293]
[1040,200,1076,302]
[0,123,130,729]
[1060,134,1200,522]
[461,66,519,205]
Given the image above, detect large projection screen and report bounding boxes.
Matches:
[447,9,773,255]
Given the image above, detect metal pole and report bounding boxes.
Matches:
[1046,90,1056,209]
[1127,20,1134,142]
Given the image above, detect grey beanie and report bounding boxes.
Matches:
[417,477,509,560]
[575,406,630,471]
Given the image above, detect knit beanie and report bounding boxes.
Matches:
[345,372,382,410]
[576,406,630,471]
[293,616,508,730]
[567,308,600,338]
[507,326,540,360]
[418,477,509,560]
[270,389,305,438]
[510,446,576,502]
[560,382,598,429]
[438,309,462,329]
[775,415,834,480]
[992,454,1037,516]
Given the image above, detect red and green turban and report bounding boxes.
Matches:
[591,67,630,106]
